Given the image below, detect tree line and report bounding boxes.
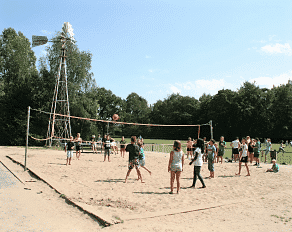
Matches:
[1,27,292,145]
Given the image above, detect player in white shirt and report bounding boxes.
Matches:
[230,137,240,162]
[236,137,250,176]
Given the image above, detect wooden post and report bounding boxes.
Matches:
[24,106,31,171]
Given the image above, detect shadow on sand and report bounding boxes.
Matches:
[48,163,66,166]
[94,179,125,183]
[133,191,170,195]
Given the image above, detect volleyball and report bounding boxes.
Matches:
[112,114,119,121]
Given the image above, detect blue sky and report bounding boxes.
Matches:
[1,0,292,105]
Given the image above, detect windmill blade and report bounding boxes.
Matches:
[32,35,48,47]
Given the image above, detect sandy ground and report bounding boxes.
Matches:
[1,146,292,232]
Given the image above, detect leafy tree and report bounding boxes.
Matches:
[269,81,292,139]
[150,93,200,140]
[0,28,38,145]
[207,89,237,141]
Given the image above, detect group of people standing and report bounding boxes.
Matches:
[65,134,282,194]
[168,137,220,194]
[64,133,82,165]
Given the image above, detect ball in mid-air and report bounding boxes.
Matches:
[112,114,119,121]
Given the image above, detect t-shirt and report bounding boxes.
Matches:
[139,147,145,160]
[232,140,239,149]
[242,144,248,157]
[120,140,127,146]
[126,143,140,161]
[193,148,203,166]
[254,141,261,153]
[266,142,271,151]
[104,140,111,149]
[219,141,226,151]
[66,141,75,151]
[207,145,216,160]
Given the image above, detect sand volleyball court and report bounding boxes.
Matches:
[2,146,292,231]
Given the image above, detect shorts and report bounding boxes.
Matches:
[128,159,139,170]
[170,163,182,172]
[67,150,73,158]
[208,159,214,172]
[240,156,248,163]
[104,149,110,156]
[248,147,253,153]
[218,150,224,157]
[233,148,239,154]
[139,158,145,167]
[120,145,125,149]
[187,148,192,152]
[254,152,259,158]
[76,145,81,151]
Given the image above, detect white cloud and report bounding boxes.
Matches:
[195,78,226,90]
[168,78,235,99]
[261,43,292,55]
[169,85,181,94]
[148,69,153,73]
[248,72,292,88]
[145,55,151,58]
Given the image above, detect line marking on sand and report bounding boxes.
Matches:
[0,160,24,184]
[6,155,114,227]
[124,200,244,221]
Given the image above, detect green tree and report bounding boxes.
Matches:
[0,28,38,145]
[150,93,200,140]
[207,89,237,141]
[269,81,292,140]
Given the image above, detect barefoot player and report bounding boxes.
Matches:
[236,138,250,176]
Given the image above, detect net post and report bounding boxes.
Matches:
[24,106,31,171]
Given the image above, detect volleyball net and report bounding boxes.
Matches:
[26,107,213,149]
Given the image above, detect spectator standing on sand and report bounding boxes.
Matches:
[217,136,226,164]
[125,136,143,183]
[91,135,97,154]
[266,159,279,172]
[253,138,261,167]
[186,137,193,159]
[168,140,184,194]
[207,139,216,178]
[120,136,127,158]
[102,135,107,153]
[203,137,208,162]
[103,135,111,162]
[236,138,250,176]
[65,136,75,165]
[97,134,102,153]
[75,133,82,160]
[230,137,240,162]
[189,138,206,189]
[263,138,272,163]
[285,140,289,148]
[248,137,255,164]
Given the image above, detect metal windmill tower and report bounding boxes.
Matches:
[32,22,76,146]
